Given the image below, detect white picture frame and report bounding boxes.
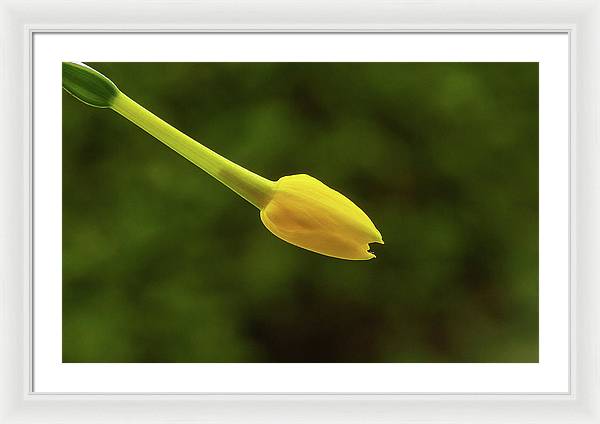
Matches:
[1,0,599,422]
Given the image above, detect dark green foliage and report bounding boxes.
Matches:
[62,62,538,362]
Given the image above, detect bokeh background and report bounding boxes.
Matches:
[62,62,538,363]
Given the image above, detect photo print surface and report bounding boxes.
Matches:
[62,62,539,363]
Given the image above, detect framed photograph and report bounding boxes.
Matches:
[1,0,599,423]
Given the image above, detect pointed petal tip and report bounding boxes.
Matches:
[354,253,375,260]
[371,233,384,246]
[373,230,384,245]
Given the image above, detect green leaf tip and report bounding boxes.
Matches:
[62,62,119,108]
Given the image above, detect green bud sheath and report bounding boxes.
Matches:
[62,62,118,108]
[62,62,275,208]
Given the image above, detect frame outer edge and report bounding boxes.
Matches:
[0,3,29,422]
[1,0,599,423]
[0,2,26,424]
[576,1,600,419]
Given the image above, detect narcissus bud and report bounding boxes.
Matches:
[260,175,384,260]
[63,62,384,261]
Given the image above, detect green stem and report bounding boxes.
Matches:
[111,92,275,209]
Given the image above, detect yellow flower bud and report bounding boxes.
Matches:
[63,63,384,261]
[260,174,384,260]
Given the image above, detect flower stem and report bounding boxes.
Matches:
[110,92,275,209]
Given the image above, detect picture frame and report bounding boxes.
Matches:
[1,0,598,422]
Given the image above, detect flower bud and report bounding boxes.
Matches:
[62,62,384,261]
[260,174,383,260]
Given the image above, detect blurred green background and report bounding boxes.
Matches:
[62,62,538,363]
